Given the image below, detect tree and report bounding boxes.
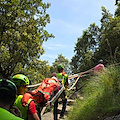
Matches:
[51,54,71,75]
[95,6,120,64]
[115,0,120,5]
[13,60,51,84]
[71,23,99,73]
[115,4,120,16]
[71,5,120,73]
[0,0,54,78]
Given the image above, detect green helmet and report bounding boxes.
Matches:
[57,65,64,69]
[11,74,29,86]
[0,78,17,98]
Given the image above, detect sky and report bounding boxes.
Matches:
[41,0,117,65]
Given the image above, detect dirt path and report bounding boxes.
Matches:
[41,99,75,120]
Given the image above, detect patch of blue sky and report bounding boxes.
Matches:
[41,0,117,65]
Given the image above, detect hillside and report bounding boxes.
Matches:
[67,65,120,120]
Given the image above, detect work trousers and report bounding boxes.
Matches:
[53,90,67,120]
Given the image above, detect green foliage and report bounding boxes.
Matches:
[0,0,54,78]
[12,60,51,84]
[97,6,120,63]
[51,54,71,75]
[71,23,98,73]
[68,65,120,120]
[115,4,120,16]
[71,5,120,73]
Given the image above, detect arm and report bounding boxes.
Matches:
[27,101,40,120]
[28,113,40,120]
[10,106,22,118]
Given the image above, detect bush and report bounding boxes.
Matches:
[67,65,120,120]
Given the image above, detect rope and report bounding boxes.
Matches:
[27,67,94,88]
[27,83,41,88]
[67,67,94,91]
[68,74,78,79]
[41,86,64,116]
[41,107,46,117]
[69,79,76,87]
[67,76,80,91]
[77,67,94,76]
[26,67,94,98]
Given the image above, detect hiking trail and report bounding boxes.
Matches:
[42,98,76,120]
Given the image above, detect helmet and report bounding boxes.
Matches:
[57,65,64,69]
[98,59,103,64]
[0,78,17,98]
[11,74,29,86]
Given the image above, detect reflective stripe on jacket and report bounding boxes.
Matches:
[14,95,32,120]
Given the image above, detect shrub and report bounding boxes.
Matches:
[67,65,120,120]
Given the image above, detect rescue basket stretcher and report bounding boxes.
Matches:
[26,67,94,107]
[23,78,64,108]
[26,68,94,117]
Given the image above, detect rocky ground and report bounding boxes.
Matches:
[104,115,120,120]
[41,99,75,120]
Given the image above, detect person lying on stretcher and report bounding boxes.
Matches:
[22,73,62,107]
